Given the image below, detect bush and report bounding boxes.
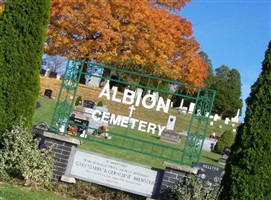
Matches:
[0,122,54,185]
[214,130,235,154]
[75,96,83,106]
[97,100,103,107]
[0,0,50,132]
[171,176,219,200]
[219,41,271,200]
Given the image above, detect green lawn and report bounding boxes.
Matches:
[33,97,56,125]
[0,183,72,200]
[33,96,231,169]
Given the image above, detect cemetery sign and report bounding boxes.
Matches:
[66,148,162,197]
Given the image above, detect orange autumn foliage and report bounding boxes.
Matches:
[47,0,207,87]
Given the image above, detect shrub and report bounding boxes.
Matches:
[0,122,54,185]
[97,100,103,107]
[214,130,235,154]
[75,96,83,106]
[171,175,219,200]
[0,0,50,133]
[219,41,271,199]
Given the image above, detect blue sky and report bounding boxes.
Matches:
[180,0,271,120]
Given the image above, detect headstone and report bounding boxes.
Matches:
[135,88,143,98]
[188,102,195,114]
[194,162,225,189]
[179,106,187,114]
[36,101,41,109]
[205,112,210,117]
[83,100,95,109]
[166,115,176,130]
[49,71,57,78]
[40,69,46,76]
[219,147,231,164]
[72,117,89,135]
[44,89,52,98]
[179,99,184,109]
[210,121,214,126]
[86,74,101,87]
[56,74,62,79]
[231,109,240,123]
[224,117,230,125]
[152,91,159,101]
[219,125,223,129]
[213,114,219,121]
[160,129,181,144]
[45,68,51,77]
[233,129,236,132]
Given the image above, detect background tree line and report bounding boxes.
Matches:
[200,51,243,119]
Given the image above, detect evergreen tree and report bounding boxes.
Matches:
[0,0,50,133]
[219,41,271,199]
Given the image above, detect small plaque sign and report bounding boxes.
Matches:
[193,162,224,187]
[160,129,181,143]
[66,149,161,197]
[83,100,95,109]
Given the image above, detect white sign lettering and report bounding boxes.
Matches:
[99,81,171,113]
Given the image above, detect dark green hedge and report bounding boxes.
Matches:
[214,130,235,155]
[0,0,50,133]
[219,41,271,200]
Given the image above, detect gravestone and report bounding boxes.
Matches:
[86,74,101,87]
[45,68,51,77]
[135,88,143,98]
[44,89,52,98]
[224,117,230,125]
[213,114,220,121]
[188,102,195,114]
[40,69,46,76]
[73,117,89,135]
[83,100,95,109]
[36,101,41,109]
[179,106,187,114]
[219,147,231,164]
[152,91,159,101]
[160,129,181,144]
[179,99,184,109]
[166,115,176,130]
[193,162,224,189]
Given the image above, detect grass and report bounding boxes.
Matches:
[0,182,72,200]
[33,96,228,169]
[35,76,239,169]
[33,97,56,125]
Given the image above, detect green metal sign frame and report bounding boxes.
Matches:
[50,59,216,167]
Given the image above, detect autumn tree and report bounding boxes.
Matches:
[0,1,5,16]
[210,65,242,118]
[0,0,50,133]
[47,0,208,87]
[219,41,271,200]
